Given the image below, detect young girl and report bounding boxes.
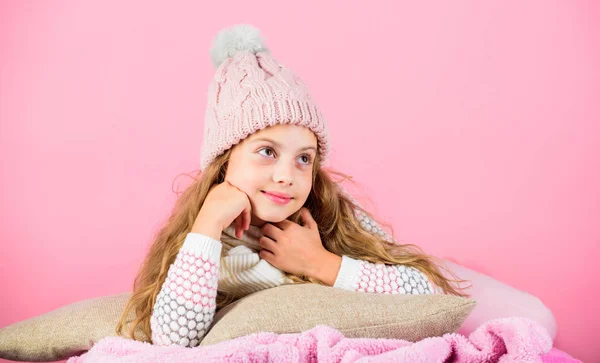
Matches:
[116,24,469,347]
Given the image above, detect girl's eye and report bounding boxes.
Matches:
[258,147,275,158]
[298,155,312,165]
[258,147,312,165]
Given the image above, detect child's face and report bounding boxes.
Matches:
[225,124,318,227]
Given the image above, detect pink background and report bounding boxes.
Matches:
[1,1,598,362]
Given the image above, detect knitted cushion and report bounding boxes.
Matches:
[199,284,475,346]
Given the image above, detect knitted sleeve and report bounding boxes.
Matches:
[150,233,222,347]
[334,187,443,295]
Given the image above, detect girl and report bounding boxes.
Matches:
[116,24,469,347]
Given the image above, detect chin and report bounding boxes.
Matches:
[253,206,296,224]
[255,211,291,223]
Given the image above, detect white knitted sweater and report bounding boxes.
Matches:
[150,209,440,347]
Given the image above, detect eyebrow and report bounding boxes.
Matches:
[251,137,317,152]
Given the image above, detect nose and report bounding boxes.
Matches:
[272,161,293,185]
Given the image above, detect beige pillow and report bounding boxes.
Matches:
[200,284,475,345]
[0,292,146,362]
[0,285,475,361]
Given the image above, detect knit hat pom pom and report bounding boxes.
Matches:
[210,24,269,68]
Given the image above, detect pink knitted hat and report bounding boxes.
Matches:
[200,25,330,171]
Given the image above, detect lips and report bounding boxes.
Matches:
[262,190,292,199]
[261,191,293,205]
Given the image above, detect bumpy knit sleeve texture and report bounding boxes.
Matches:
[333,254,440,295]
[150,233,222,347]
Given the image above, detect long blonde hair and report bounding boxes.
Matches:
[116,149,471,342]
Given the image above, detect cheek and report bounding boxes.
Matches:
[227,168,265,194]
[295,174,313,201]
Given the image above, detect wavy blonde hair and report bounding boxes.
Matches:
[116,149,471,342]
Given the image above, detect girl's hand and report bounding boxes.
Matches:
[258,207,339,280]
[192,181,252,240]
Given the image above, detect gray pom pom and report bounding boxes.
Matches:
[210,24,269,68]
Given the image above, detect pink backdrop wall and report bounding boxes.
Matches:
[1,1,598,362]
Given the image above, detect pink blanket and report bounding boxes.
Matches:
[68,317,580,362]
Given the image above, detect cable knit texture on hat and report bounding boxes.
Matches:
[200,25,330,170]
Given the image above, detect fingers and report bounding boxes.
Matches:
[258,236,278,254]
[243,204,251,230]
[235,210,250,239]
[258,235,276,248]
[274,219,294,229]
[259,248,275,263]
[261,222,282,240]
[235,215,243,239]
[227,180,252,233]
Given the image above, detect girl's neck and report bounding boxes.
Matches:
[250,214,267,228]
